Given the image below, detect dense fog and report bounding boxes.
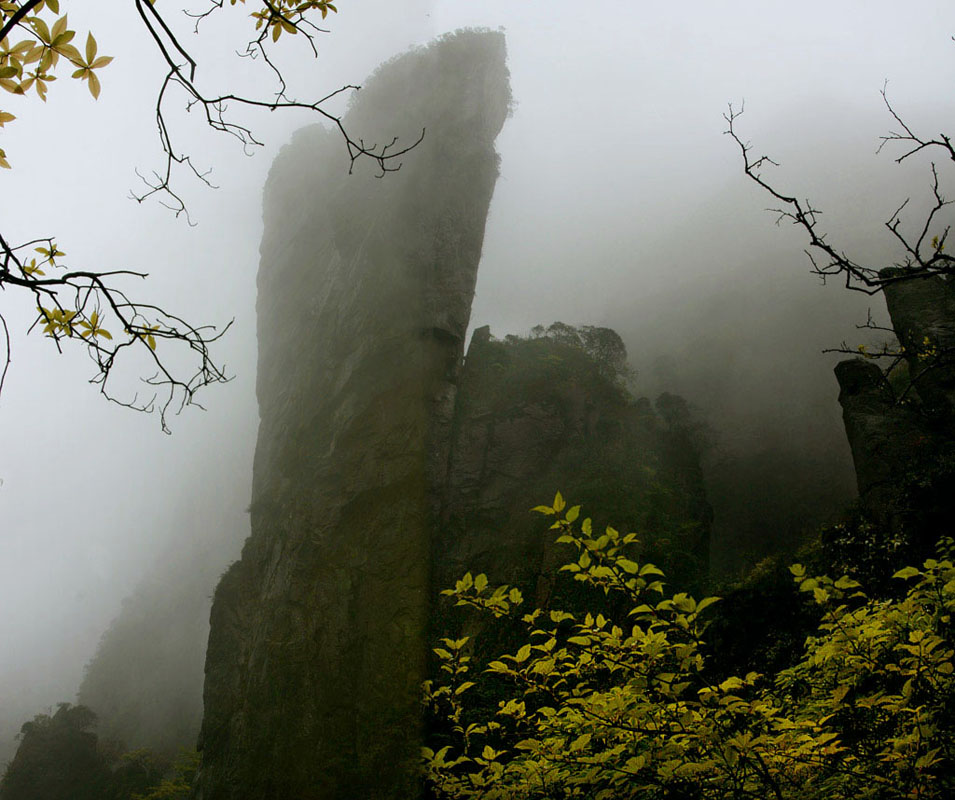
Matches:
[2,0,953,768]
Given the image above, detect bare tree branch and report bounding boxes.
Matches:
[725,93,955,413]
[878,82,955,166]
[0,311,10,398]
[0,0,423,430]
[724,103,955,295]
[1,231,231,433]
[130,0,425,217]
[0,0,44,44]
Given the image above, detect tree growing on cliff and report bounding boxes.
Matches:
[423,497,955,799]
[0,704,109,800]
[725,75,955,553]
[725,92,954,295]
[0,1,418,430]
[724,89,955,393]
[530,322,635,386]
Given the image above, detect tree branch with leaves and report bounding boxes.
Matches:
[0,0,420,431]
[424,497,955,799]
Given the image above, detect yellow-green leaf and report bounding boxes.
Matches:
[50,15,68,43]
[31,17,51,44]
[720,676,744,692]
[87,70,100,99]
[893,566,920,580]
[569,732,591,752]
[695,596,721,614]
[55,43,81,63]
[553,491,566,513]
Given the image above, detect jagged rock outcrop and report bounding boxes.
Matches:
[196,32,511,800]
[436,327,711,602]
[880,269,955,415]
[834,359,933,530]
[835,272,955,533]
[197,31,715,800]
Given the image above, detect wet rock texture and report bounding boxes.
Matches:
[196,31,511,800]
[436,327,711,602]
[197,30,712,800]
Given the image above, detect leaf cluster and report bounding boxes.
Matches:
[245,0,338,43]
[0,1,112,167]
[423,497,955,799]
[0,233,230,432]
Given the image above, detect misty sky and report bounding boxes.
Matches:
[2,0,953,756]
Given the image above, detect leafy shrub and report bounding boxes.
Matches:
[423,496,955,799]
[131,749,198,800]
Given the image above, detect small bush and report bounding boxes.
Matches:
[423,496,955,799]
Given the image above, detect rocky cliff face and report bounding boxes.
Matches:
[197,30,714,800]
[77,567,208,758]
[196,31,511,800]
[436,327,710,603]
[880,269,955,416]
[835,272,955,536]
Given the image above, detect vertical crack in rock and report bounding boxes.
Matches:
[197,31,511,800]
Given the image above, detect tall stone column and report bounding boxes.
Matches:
[196,31,510,800]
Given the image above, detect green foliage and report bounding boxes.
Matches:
[423,499,955,799]
[131,749,198,800]
[0,704,109,800]
[0,702,196,800]
[530,322,635,386]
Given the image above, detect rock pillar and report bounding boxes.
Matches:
[196,31,510,800]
